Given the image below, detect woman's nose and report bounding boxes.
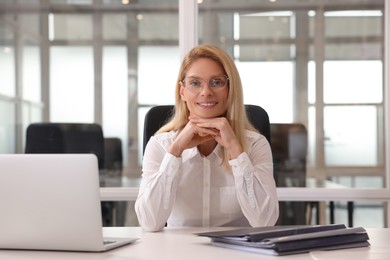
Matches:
[199,84,213,95]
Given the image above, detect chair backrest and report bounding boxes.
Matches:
[104,137,123,170]
[25,123,105,169]
[245,104,271,143]
[143,105,271,154]
[270,123,307,187]
[270,123,308,225]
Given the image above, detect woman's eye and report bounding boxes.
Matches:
[211,79,223,87]
[189,80,201,87]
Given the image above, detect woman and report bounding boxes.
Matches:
[135,44,279,232]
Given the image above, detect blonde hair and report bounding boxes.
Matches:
[158,44,256,167]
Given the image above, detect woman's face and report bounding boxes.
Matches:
[180,58,229,119]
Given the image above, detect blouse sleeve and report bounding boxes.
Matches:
[134,136,182,232]
[229,134,279,227]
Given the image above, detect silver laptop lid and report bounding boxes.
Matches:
[0,154,105,251]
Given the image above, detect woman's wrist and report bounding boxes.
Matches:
[169,143,183,157]
[226,141,243,159]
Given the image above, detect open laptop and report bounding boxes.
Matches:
[0,153,138,252]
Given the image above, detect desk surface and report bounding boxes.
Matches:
[0,227,388,259]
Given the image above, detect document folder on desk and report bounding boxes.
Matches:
[197,224,370,256]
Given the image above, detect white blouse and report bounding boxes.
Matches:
[135,130,279,232]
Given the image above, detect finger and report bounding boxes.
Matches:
[199,135,215,143]
[195,127,219,136]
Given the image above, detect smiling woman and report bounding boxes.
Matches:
[135,44,279,232]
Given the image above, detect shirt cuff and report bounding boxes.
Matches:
[229,152,256,208]
[229,152,256,173]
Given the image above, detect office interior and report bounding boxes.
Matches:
[1,0,389,228]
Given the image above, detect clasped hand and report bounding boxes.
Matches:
[169,117,243,159]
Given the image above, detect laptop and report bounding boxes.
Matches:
[0,153,138,252]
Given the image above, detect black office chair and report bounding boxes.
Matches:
[143,104,271,154]
[270,123,309,225]
[25,123,105,169]
[25,123,117,226]
[104,137,123,173]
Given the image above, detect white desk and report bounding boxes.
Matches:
[0,227,388,259]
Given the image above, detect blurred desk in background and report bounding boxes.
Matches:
[306,178,353,226]
[100,176,390,227]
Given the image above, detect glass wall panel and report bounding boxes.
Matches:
[325,11,382,37]
[0,46,15,97]
[50,46,94,123]
[138,13,179,41]
[0,100,15,153]
[324,105,378,166]
[198,10,295,122]
[0,14,15,97]
[239,44,293,62]
[103,14,127,40]
[324,60,382,104]
[137,45,179,163]
[22,46,41,102]
[321,9,384,168]
[49,14,93,41]
[137,46,179,105]
[239,12,292,40]
[237,61,293,122]
[102,46,128,165]
[0,14,14,40]
[324,43,382,60]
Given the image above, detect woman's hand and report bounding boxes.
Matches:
[188,117,243,159]
[168,120,217,157]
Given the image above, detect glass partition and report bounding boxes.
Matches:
[22,45,41,102]
[0,100,15,154]
[0,46,15,97]
[50,46,94,123]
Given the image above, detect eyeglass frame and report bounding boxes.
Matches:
[181,75,229,93]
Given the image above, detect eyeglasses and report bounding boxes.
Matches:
[182,75,229,93]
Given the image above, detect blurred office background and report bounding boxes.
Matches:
[0,0,388,227]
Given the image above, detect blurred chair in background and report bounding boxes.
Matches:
[270,123,308,225]
[25,123,105,168]
[104,137,123,175]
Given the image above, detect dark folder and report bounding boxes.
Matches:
[197,224,370,256]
